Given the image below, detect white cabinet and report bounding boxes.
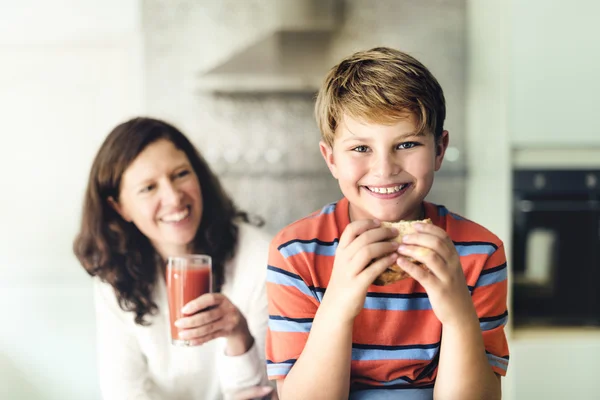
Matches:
[511,0,600,146]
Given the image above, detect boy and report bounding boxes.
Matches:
[265,47,509,399]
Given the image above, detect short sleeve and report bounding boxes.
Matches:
[265,235,321,380]
[471,243,510,376]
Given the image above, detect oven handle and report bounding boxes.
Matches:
[517,200,600,212]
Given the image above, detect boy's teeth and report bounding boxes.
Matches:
[368,184,407,194]
[162,208,189,222]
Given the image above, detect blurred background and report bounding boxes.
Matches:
[1,0,599,399]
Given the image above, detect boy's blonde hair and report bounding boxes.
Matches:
[315,47,446,146]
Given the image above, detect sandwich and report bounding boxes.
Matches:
[372,218,433,286]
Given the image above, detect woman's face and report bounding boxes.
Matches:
[111,139,203,258]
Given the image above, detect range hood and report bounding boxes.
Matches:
[197,0,341,94]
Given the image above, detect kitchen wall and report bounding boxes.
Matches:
[142,0,468,234]
[6,1,598,399]
[0,1,143,399]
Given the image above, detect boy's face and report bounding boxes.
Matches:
[320,112,448,222]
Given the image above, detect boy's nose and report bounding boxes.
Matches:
[373,153,401,177]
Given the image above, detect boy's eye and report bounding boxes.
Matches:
[352,145,369,153]
[397,142,419,150]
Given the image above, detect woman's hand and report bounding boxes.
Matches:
[233,385,275,400]
[396,222,478,327]
[175,293,254,355]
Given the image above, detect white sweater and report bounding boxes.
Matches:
[93,223,271,400]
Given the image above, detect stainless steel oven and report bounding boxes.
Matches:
[512,169,600,327]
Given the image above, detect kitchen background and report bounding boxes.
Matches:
[0,0,599,399]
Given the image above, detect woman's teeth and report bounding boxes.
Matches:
[161,208,190,222]
[367,184,408,194]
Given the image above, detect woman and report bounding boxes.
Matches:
[74,117,273,400]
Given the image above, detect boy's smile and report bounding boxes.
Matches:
[320,112,449,223]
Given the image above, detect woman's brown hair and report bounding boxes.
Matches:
[74,117,253,325]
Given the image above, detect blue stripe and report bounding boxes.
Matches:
[266,266,315,298]
[363,295,432,311]
[486,353,509,372]
[378,377,412,386]
[352,344,439,362]
[480,315,508,331]
[434,204,466,221]
[313,288,325,302]
[268,316,313,333]
[350,387,434,400]
[476,268,508,287]
[267,363,294,377]
[278,240,339,258]
[455,243,497,257]
[436,205,448,216]
[450,212,465,220]
[319,202,336,215]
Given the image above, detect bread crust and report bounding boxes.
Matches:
[372,218,432,286]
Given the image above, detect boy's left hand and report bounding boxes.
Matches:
[396,222,477,327]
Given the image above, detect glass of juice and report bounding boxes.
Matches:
[166,254,212,346]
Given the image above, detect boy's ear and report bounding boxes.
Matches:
[319,140,339,179]
[108,196,132,222]
[434,130,450,171]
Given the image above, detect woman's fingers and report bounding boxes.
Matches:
[178,316,229,340]
[181,293,223,315]
[185,329,227,346]
[175,305,223,329]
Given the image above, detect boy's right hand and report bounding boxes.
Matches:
[322,219,400,322]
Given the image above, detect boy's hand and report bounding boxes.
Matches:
[323,219,400,323]
[396,222,477,327]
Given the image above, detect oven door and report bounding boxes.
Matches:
[512,199,600,326]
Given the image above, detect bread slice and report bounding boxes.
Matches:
[372,218,432,286]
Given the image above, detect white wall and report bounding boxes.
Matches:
[0,1,143,399]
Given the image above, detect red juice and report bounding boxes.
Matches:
[166,255,212,345]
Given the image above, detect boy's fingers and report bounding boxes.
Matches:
[397,245,446,278]
[400,233,453,261]
[345,226,400,258]
[339,219,380,249]
[413,223,454,247]
[358,253,399,286]
[352,242,400,274]
[396,257,437,287]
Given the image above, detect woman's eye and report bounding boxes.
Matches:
[140,184,155,193]
[352,145,369,153]
[176,170,190,178]
[397,142,419,150]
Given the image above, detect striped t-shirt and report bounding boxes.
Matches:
[266,198,509,398]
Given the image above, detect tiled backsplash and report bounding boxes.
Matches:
[143,0,467,233]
